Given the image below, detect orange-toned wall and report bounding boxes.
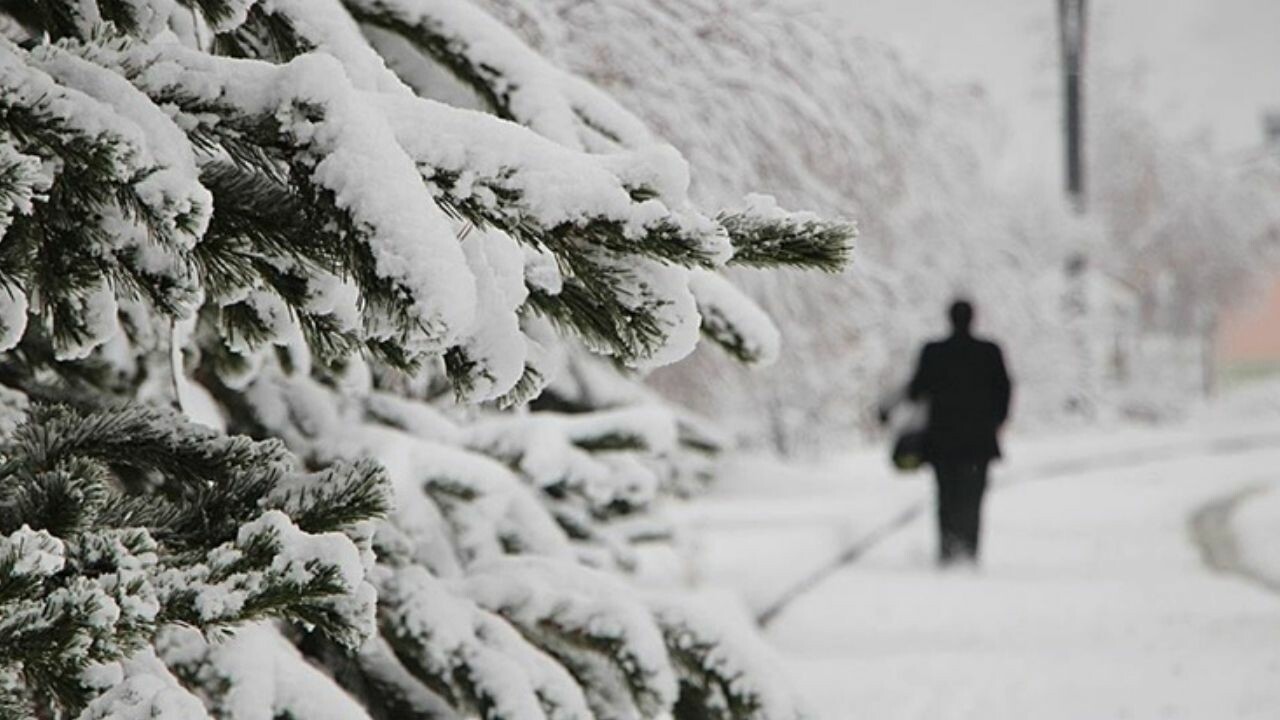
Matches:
[1218,278,1280,363]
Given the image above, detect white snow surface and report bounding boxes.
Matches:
[1233,483,1280,590]
[662,391,1280,719]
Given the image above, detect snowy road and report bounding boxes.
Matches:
[675,410,1280,719]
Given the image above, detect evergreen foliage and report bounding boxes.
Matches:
[0,402,388,717]
[0,1,853,718]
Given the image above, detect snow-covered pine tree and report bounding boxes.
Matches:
[0,1,853,718]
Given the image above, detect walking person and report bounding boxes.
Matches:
[905,300,1012,566]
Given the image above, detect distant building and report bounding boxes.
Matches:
[1214,113,1280,384]
[1218,280,1280,382]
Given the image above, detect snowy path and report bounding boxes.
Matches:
[754,427,1280,627]
[675,414,1280,719]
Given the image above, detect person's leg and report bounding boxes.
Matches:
[957,461,989,561]
[934,464,961,565]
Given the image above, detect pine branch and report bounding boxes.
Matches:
[264,459,392,535]
[375,564,594,720]
[212,3,311,62]
[111,42,475,360]
[718,200,856,272]
[462,557,678,718]
[0,400,388,714]
[368,88,728,271]
[652,599,810,720]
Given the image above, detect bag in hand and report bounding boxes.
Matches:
[891,430,926,471]
[878,385,928,474]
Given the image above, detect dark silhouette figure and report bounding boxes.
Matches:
[907,300,1012,565]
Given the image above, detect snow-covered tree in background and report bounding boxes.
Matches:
[470,0,1072,451]
[1089,66,1280,407]
[0,1,853,717]
[488,0,1280,452]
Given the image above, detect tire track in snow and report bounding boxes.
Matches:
[756,429,1280,627]
[755,501,924,626]
[1190,484,1280,596]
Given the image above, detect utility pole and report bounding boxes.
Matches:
[1058,0,1094,416]
[1058,0,1087,213]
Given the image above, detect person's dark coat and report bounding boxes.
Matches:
[907,332,1012,464]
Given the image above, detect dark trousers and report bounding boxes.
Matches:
[933,460,989,565]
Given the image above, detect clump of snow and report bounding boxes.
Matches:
[78,648,211,720]
[247,510,371,613]
[454,228,530,401]
[0,284,28,353]
[3,525,65,577]
[363,390,463,444]
[76,529,163,626]
[52,281,120,361]
[689,269,781,366]
[610,257,700,370]
[156,510,376,648]
[0,139,49,235]
[345,424,572,565]
[157,623,373,720]
[598,143,693,205]
[521,244,563,295]
[259,0,410,95]
[737,193,817,224]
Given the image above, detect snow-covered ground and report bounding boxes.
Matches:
[669,386,1280,719]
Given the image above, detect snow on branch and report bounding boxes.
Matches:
[462,556,679,719]
[337,0,853,366]
[373,563,593,720]
[120,42,479,359]
[214,0,413,94]
[343,0,653,151]
[0,39,208,357]
[0,402,388,715]
[372,92,729,269]
[650,598,811,720]
[158,623,375,720]
[689,270,782,367]
[719,194,855,273]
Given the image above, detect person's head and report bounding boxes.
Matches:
[948,299,974,335]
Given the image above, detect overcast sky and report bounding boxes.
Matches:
[825,0,1280,189]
